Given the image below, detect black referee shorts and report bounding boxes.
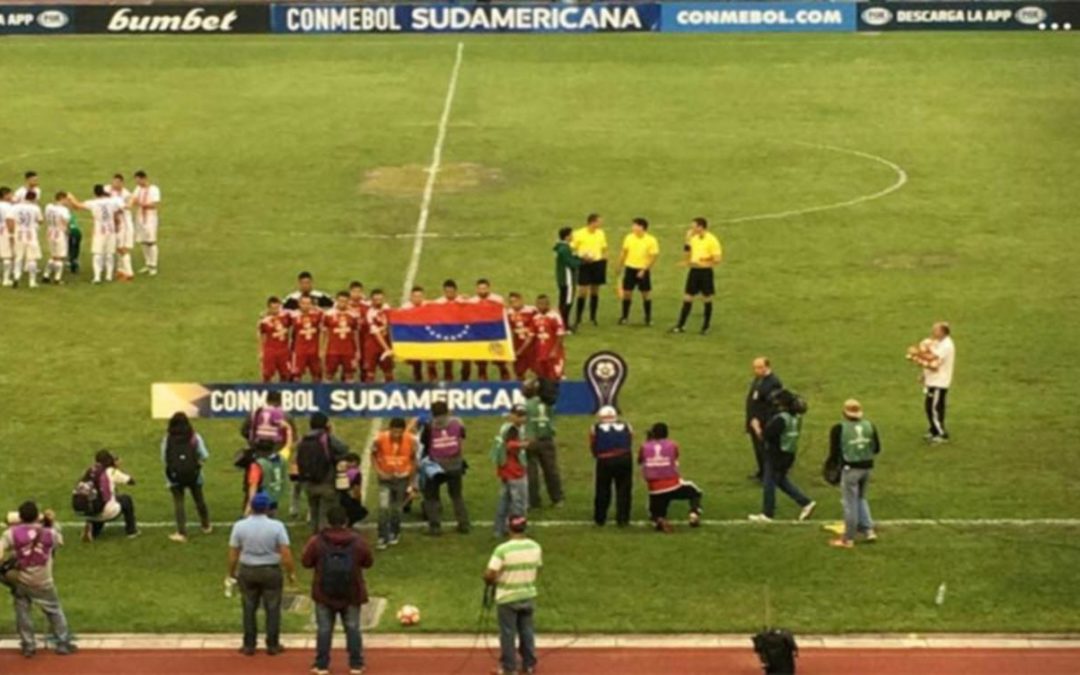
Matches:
[579,260,607,287]
[621,267,652,292]
[684,268,715,297]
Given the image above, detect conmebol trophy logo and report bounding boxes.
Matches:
[583,351,628,413]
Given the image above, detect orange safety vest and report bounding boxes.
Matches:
[373,431,416,478]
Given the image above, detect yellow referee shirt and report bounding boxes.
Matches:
[572,227,607,261]
[622,233,660,269]
[687,232,723,267]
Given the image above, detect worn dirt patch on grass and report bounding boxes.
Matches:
[361,162,503,197]
[872,254,956,270]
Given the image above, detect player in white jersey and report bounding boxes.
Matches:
[67,185,124,284]
[130,170,161,276]
[9,190,44,288]
[12,171,39,203]
[0,187,14,287]
[44,192,72,284]
[108,174,136,281]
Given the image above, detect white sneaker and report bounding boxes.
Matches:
[92,279,102,285]
[168,533,188,543]
[28,279,37,289]
[2,280,12,288]
[139,266,150,274]
[149,268,158,277]
[799,501,817,522]
[747,513,773,523]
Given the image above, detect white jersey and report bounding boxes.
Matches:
[87,197,124,238]
[12,185,39,203]
[10,202,43,244]
[45,204,71,241]
[132,184,161,226]
[923,336,956,389]
[108,186,134,223]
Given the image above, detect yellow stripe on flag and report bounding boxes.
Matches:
[393,339,514,362]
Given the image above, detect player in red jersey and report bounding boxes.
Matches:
[258,296,293,382]
[291,295,324,382]
[323,291,361,382]
[431,279,467,381]
[361,288,395,383]
[507,292,538,380]
[399,285,436,382]
[532,294,567,381]
[347,280,369,368]
[465,278,511,381]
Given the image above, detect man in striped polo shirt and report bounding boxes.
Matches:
[484,515,542,675]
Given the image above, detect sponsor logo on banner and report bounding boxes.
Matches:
[0,7,73,33]
[77,5,268,33]
[856,2,1077,30]
[662,2,856,32]
[861,6,893,26]
[1015,6,1048,24]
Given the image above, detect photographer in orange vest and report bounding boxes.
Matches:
[369,417,417,550]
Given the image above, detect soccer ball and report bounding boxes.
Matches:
[396,604,421,626]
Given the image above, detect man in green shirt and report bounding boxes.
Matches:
[827,399,882,549]
[484,516,542,675]
[523,381,564,510]
[552,227,581,331]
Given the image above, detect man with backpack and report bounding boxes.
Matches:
[301,505,374,675]
[75,450,139,542]
[0,502,77,658]
[523,381,563,510]
[748,390,816,523]
[419,401,470,536]
[296,412,350,534]
[245,442,287,517]
[161,412,212,543]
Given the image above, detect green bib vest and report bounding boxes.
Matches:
[256,456,285,503]
[840,420,876,464]
[778,412,802,454]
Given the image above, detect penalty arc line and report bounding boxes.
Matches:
[359,41,466,507]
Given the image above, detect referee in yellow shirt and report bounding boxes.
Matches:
[617,217,660,326]
[671,217,722,335]
[571,213,608,328]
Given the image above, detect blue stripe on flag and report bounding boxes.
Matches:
[391,321,507,343]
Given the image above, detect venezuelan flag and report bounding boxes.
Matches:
[388,302,514,362]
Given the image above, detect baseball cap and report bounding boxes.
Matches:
[509,404,527,416]
[508,515,528,533]
[843,399,864,420]
[597,405,618,420]
[251,492,272,513]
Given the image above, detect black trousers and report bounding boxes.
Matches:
[68,229,82,273]
[90,494,137,537]
[749,432,766,477]
[557,284,575,328]
[170,484,210,536]
[238,563,283,649]
[423,469,470,532]
[925,387,949,437]
[594,455,633,526]
[648,483,703,520]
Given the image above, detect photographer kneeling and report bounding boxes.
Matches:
[0,502,77,658]
[77,450,139,542]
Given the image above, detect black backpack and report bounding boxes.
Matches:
[319,533,356,601]
[165,434,201,488]
[753,628,798,674]
[71,467,104,516]
[296,432,332,483]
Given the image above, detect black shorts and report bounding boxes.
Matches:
[621,267,652,292]
[579,260,607,286]
[684,268,715,296]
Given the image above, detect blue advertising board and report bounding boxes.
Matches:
[271,3,660,33]
[0,6,73,34]
[662,2,856,32]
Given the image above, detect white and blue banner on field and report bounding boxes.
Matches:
[151,381,597,419]
[662,2,856,32]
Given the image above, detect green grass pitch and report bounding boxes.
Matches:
[1,33,1079,634]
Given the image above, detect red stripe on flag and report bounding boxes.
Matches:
[388,302,505,326]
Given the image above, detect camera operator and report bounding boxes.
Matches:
[0,502,77,658]
[82,449,139,542]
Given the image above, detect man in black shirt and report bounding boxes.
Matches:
[283,271,334,310]
[745,357,782,481]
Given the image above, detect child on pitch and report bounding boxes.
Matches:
[638,423,703,533]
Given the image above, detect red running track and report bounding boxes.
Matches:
[2,648,1080,674]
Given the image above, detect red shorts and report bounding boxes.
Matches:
[362,340,394,382]
[292,352,323,381]
[535,357,564,381]
[261,351,291,382]
[325,353,357,381]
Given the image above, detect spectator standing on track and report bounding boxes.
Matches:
[748,390,816,523]
[589,406,634,527]
[552,226,581,330]
[492,405,529,539]
[302,505,374,675]
[420,401,470,536]
[484,515,542,675]
[0,502,77,658]
[161,411,212,543]
[523,381,564,510]
[227,492,296,657]
[828,399,882,548]
[745,357,783,482]
[296,413,350,534]
[370,417,417,550]
[570,213,608,328]
[81,450,139,542]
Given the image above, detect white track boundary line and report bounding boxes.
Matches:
[719,142,908,224]
[359,41,466,507]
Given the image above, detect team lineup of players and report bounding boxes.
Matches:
[0,170,162,288]
[259,274,567,384]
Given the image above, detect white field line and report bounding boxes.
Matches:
[359,41,466,507]
[719,142,909,224]
[56,518,1080,530]
[254,231,522,241]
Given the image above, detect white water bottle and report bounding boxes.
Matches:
[224,577,238,599]
[934,582,947,606]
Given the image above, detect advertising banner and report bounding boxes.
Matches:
[662,2,856,32]
[271,3,660,34]
[857,2,1079,30]
[0,6,73,34]
[76,4,269,34]
[152,380,600,419]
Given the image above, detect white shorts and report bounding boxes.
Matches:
[49,237,69,259]
[118,220,135,250]
[137,216,158,244]
[0,235,11,259]
[14,240,42,262]
[92,233,117,256]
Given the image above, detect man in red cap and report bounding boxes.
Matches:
[484,515,541,675]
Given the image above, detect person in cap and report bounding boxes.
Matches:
[589,406,634,527]
[638,423,703,533]
[227,492,296,656]
[827,399,882,548]
[492,405,529,539]
[484,515,542,675]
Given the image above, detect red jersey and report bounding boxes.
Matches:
[507,305,537,351]
[364,303,391,347]
[348,298,370,338]
[259,312,293,356]
[323,309,360,357]
[532,310,566,362]
[291,309,324,355]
